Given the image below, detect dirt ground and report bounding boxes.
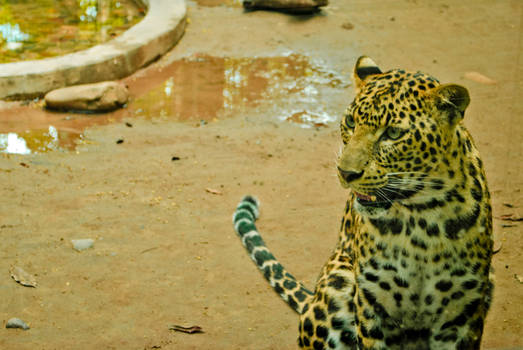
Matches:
[1,0,522,349]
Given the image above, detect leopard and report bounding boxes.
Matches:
[232,56,493,350]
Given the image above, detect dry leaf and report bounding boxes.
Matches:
[205,188,223,195]
[169,325,204,334]
[10,266,38,287]
[464,72,497,85]
[341,22,354,30]
[492,242,502,254]
[498,214,523,222]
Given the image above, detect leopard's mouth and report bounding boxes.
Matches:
[353,190,392,209]
[353,191,375,202]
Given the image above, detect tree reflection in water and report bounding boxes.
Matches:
[0,0,144,63]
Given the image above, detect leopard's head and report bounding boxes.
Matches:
[337,56,470,214]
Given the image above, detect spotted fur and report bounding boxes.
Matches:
[233,196,314,313]
[232,57,493,350]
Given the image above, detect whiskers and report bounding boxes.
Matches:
[375,187,396,206]
[330,163,451,205]
[387,172,450,189]
[334,144,343,165]
[332,144,344,178]
[384,171,451,202]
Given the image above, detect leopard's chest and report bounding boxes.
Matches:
[351,211,484,327]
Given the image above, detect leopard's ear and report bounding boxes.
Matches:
[431,84,470,125]
[353,56,382,89]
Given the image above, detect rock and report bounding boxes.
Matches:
[6,318,30,330]
[243,0,328,12]
[71,239,94,251]
[45,81,129,112]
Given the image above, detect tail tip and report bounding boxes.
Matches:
[233,195,260,224]
[241,195,259,208]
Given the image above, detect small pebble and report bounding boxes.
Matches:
[71,239,94,251]
[6,318,30,330]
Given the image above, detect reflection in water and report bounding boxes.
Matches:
[0,126,63,154]
[0,53,349,154]
[0,23,30,50]
[128,54,348,125]
[0,0,144,63]
[79,0,99,22]
[0,133,30,154]
[0,105,86,154]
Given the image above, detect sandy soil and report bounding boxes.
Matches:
[1,0,522,349]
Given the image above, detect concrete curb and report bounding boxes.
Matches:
[0,0,187,100]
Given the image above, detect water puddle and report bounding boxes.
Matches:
[0,105,108,154]
[0,53,349,154]
[125,54,348,123]
[0,0,144,63]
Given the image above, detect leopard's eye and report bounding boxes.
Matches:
[383,127,405,141]
[345,114,355,129]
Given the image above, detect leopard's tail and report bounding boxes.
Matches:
[232,195,314,314]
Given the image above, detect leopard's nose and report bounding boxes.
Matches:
[337,167,364,183]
